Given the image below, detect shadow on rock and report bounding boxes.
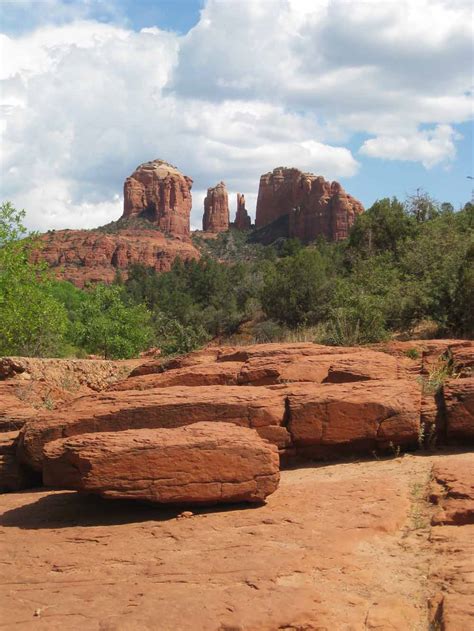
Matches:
[0,491,183,529]
[0,490,263,530]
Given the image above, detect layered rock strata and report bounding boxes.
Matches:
[43,422,280,504]
[123,160,193,238]
[31,229,199,287]
[202,182,229,233]
[255,167,364,242]
[8,340,474,490]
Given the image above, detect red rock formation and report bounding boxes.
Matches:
[444,377,474,441]
[17,385,287,471]
[123,160,193,238]
[43,423,280,504]
[255,167,364,242]
[32,228,200,287]
[234,193,252,230]
[202,182,229,232]
[428,454,474,630]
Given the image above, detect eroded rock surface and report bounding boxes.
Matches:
[286,379,421,456]
[429,454,474,630]
[43,422,279,504]
[32,228,199,287]
[202,182,229,233]
[255,167,364,241]
[234,193,252,230]
[17,386,287,471]
[2,453,466,630]
[444,377,474,441]
[123,160,193,238]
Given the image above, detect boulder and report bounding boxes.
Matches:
[286,380,421,456]
[444,377,474,441]
[122,160,193,238]
[110,362,242,391]
[234,193,252,230]
[255,167,363,242]
[43,422,280,504]
[17,386,287,471]
[202,182,229,233]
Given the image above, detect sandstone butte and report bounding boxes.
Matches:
[30,159,201,286]
[0,340,473,630]
[234,193,252,230]
[28,160,367,286]
[255,166,364,241]
[202,181,230,233]
[122,159,193,238]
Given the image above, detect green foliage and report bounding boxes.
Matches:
[71,284,153,359]
[153,312,209,356]
[348,197,414,256]
[260,249,331,327]
[0,202,68,356]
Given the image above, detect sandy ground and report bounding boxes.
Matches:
[0,451,472,631]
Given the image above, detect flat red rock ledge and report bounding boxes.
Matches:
[43,422,280,505]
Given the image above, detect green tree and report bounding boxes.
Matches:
[348,197,414,257]
[0,202,68,356]
[261,249,331,327]
[72,284,153,359]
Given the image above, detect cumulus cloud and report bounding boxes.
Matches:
[359,125,460,168]
[0,0,472,231]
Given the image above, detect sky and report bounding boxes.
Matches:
[0,0,473,232]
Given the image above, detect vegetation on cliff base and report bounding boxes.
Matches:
[0,192,472,358]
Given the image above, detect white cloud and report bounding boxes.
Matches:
[359,124,460,168]
[0,0,472,231]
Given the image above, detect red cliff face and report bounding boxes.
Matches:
[234,194,252,230]
[202,182,229,233]
[255,167,364,242]
[32,229,200,288]
[123,160,193,238]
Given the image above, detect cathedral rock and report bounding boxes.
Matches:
[123,160,193,239]
[234,194,252,230]
[202,182,230,233]
[255,167,364,242]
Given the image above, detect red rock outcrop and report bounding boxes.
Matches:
[43,423,280,504]
[202,182,229,233]
[444,377,474,441]
[0,431,37,492]
[110,362,242,391]
[255,167,364,242]
[429,454,474,630]
[234,193,252,230]
[430,457,474,526]
[17,386,287,471]
[32,228,200,287]
[286,379,421,456]
[123,160,193,238]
